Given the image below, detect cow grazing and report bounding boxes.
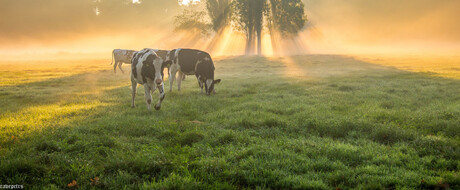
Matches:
[130,48,166,111]
[165,48,221,95]
[111,49,136,73]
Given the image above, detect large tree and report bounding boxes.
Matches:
[174,0,307,56]
[269,0,306,36]
[205,0,233,52]
[232,0,255,55]
[265,0,307,54]
[233,0,306,55]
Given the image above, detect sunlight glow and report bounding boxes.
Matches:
[179,0,200,6]
[132,0,140,4]
[207,26,246,57]
[94,7,100,16]
[277,57,306,78]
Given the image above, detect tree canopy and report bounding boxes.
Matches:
[206,0,232,32]
[174,5,212,37]
[270,0,307,36]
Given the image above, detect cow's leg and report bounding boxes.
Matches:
[154,84,165,110]
[177,71,184,91]
[144,84,152,111]
[169,65,179,92]
[131,76,137,108]
[118,62,124,74]
[197,76,204,93]
[113,61,118,73]
[167,67,171,78]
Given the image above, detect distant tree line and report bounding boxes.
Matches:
[175,0,307,55]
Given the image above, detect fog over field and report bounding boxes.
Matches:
[0,0,459,59]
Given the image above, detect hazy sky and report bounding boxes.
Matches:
[0,0,180,53]
[303,0,460,43]
[0,0,459,58]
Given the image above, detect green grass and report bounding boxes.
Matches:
[1,55,459,189]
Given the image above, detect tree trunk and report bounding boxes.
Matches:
[268,0,278,55]
[246,27,254,55]
[257,29,262,56]
[255,0,265,56]
[245,1,255,56]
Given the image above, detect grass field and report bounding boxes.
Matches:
[1,55,460,189]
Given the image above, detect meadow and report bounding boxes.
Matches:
[0,55,459,189]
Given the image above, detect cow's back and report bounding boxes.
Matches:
[177,49,207,74]
[114,49,135,63]
[153,50,168,61]
[113,49,122,56]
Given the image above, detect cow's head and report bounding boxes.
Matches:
[153,56,164,87]
[200,78,221,96]
[163,49,176,68]
[143,50,164,86]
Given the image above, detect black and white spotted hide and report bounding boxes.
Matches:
[168,48,221,95]
[163,49,176,68]
[163,49,185,81]
[130,48,166,111]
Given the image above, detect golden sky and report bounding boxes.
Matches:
[0,0,459,59]
[303,0,460,52]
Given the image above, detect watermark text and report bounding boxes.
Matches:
[0,185,24,189]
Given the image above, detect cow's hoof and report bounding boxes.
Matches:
[131,105,136,108]
[154,105,161,110]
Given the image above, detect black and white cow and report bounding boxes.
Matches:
[152,49,185,80]
[130,48,166,111]
[164,48,221,95]
[111,49,136,73]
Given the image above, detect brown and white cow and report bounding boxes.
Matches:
[111,49,136,73]
[130,48,166,111]
[164,48,221,95]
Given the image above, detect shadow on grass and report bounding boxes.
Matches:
[0,70,128,115]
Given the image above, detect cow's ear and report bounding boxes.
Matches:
[214,79,221,84]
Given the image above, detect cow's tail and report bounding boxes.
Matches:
[110,50,114,65]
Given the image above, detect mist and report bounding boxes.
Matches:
[1,0,459,60]
[0,0,181,59]
[301,0,460,55]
